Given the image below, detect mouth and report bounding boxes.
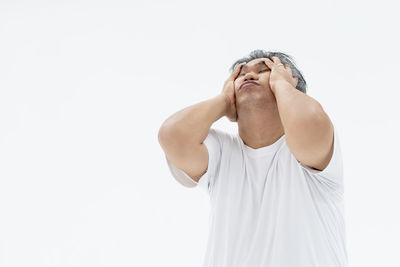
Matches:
[239,81,259,90]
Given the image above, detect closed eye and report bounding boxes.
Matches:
[238,69,269,76]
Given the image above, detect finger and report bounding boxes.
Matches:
[285,64,292,76]
[231,62,247,80]
[272,56,281,65]
[294,77,299,87]
[263,58,274,69]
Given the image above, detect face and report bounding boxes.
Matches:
[234,58,274,105]
[234,58,271,92]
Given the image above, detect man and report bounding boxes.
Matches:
[158,50,348,267]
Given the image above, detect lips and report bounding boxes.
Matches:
[239,81,259,90]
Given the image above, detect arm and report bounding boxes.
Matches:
[272,80,334,171]
[158,94,228,146]
[158,94,229,182]
[158,62,244,182]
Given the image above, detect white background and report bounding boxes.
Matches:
[1,0,399,266]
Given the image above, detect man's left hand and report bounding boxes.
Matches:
[262,56,299,93]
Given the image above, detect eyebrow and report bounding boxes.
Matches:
[240,61,268,71]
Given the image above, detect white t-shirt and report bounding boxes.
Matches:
[165,125,348,267]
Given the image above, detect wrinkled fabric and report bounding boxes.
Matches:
[166,126,348,267]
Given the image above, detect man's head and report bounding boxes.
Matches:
[230,50,307,94]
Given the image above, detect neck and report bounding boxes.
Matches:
[237,104,284,149]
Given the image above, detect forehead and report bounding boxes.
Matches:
[241,59,267,70]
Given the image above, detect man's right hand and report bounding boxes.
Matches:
[220,62,246,122]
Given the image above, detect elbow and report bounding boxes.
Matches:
[158,121,180,148]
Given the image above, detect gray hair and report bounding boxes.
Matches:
[229,49,307,94]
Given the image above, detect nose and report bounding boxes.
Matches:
[243,71,258,81]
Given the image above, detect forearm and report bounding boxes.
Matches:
[159,94,228,145]
[272,81,325,134]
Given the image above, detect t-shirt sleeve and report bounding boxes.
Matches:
[164,128,222,195]
[297,124,344,192]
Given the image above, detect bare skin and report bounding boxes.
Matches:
[233,58,285,149]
